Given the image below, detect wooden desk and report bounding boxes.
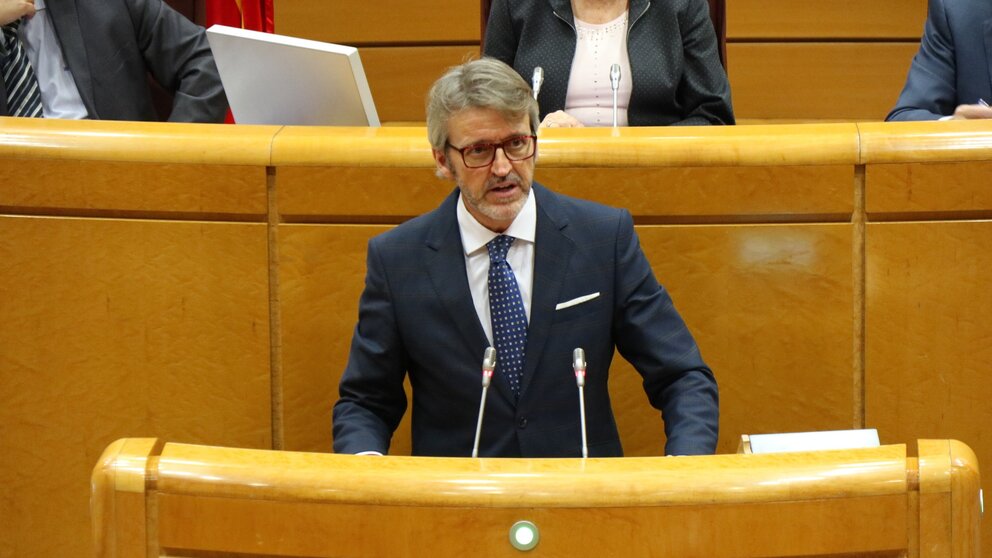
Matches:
[2,118,992,558]
[91,438,981,557]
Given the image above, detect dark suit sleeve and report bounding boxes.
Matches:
[611,210,719,455]
[126,0,228,122]
[332,237,409,454]
[887,0,958,121]
[672,0,735,125]
[482,0,518,66]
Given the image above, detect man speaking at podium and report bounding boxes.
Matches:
[332,58,718,458]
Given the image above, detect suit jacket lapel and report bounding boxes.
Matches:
[518,184,574,399]
[424,189,495,386]
[45,0,97,117]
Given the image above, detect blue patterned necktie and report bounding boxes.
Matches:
[2,20,44,118]
[487,235,528,396]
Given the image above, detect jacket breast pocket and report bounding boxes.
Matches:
[552,292,604,325]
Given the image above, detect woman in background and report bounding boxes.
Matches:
[483,0,734,127]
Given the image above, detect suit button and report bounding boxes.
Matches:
[518,417,528,429]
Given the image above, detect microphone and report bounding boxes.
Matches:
[610,64,621,128]
[531,66,544,101]
[472,347,497,458]
[573,348,589,458]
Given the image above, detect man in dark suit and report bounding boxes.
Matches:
[332,58,718,458]
[887,0,992,121]
[1,0,226,122]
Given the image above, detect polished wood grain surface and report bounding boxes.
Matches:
[0,159,266,217]
[859,120,992,163]
[274,0,480,44]
[630,224,856,455]
[153,442,909,504]
[90,439,157,558]
[539,166,853,220]
[866,161,992,217]
[4,120,992,557]
[0,216,272,558]
[275,224,406,454]
[728,43,919,121]
[0,117,278,164]
[866,221,992,554]
[727,0,926,39]
[360,46,484,123]
[90,438,981,558]
[271,123,860,167]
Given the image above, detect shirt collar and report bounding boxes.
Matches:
[456,187,537,255]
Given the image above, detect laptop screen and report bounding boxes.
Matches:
[206,25,380,127]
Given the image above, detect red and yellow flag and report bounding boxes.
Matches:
[206,0,274,32]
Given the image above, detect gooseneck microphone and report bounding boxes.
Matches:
[573,348,589,458]
[610,64,621,128]
[472,347,497,458]
[531,67,544,101]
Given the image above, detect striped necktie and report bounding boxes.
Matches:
[487,235,528,396]
[2,20,44,118]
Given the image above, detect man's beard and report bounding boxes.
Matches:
[458,171,531,225]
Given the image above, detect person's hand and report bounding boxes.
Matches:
[540,110,584,128]
[1,0,35,26]
[950,103,992,120]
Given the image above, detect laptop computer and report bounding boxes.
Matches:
[206,25,380,126]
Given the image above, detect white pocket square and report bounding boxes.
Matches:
[555,292,600,311]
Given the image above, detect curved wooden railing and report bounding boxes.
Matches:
[91,438,982,557]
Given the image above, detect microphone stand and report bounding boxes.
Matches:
[531,67,544,101]
[472,347,497,458]
[610,63,621,128]
[573,348,589,458]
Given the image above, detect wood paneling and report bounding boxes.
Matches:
[276,167,447,221]
[539,166,853,221]
[0,216,272,558]
[359,46,483,123]
[865,221,992,554]
[276,224,410,454]
[619,224,856,455]
[728,43,919,120]
[274,0,479,45]
[727,0,927,39]
[0,159,266,217]
[867,161,992,217]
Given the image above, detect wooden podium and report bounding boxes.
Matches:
[91,438,981,557]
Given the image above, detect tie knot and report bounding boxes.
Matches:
[486,235,515,262]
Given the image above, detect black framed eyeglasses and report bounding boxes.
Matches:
[445,135,538,168]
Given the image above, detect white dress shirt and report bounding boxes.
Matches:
[19,0,89,119]
[456,189,537,346]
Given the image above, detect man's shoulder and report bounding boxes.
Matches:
[938,0,990,23]
[370,189,458,248]
[535,183,630,233]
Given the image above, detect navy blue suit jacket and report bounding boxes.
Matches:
[887,0,992,121]
[332,184,718,457]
